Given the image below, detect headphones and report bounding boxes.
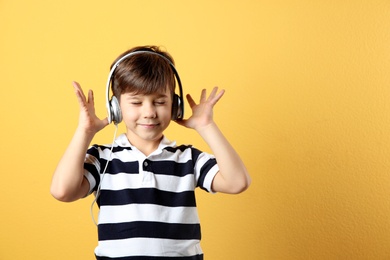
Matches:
[105,50,184,124]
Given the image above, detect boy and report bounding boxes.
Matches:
[50,45,250,259]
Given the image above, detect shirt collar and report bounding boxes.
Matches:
[115,133,176,152]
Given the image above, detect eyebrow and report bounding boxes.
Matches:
[123,92,169,99]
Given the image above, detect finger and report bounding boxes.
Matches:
[208,88,225,106]
[72,81,87,106]
[72,81,83,95]
[206,87,218,101]
[213,88,225,103]
[175,118,191,129]
[72,81,81,89]
[94,117,110,132]
[73,81,87,101]
[186,94,196,108]
[88,89,94,105]
[100,117,109,128]
[87,89,97,115]
[200,89,207,102]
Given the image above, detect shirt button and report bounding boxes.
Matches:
[144,161,148,167]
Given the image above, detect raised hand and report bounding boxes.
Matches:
[177,87,225,131]
[72,81,108,134]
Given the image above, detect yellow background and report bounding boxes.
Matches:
[1,0,390,259]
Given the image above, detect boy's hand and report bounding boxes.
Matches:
[178,87,250,194]
[177,87,224,131]
[72,81,108,134]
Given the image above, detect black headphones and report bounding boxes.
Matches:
[105,50,184,124]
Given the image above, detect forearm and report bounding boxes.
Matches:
[50,127,95,202]
[197,122,251,194]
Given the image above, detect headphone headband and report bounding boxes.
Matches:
[105,50,184,124]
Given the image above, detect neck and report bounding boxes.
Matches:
[126,133,163,156]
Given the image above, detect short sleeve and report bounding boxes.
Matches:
[83,146,102,195]
[83,170,96,196]
[194,151,219,193]
[201,164,219,193]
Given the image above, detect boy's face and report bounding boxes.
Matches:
[119,85,173,147]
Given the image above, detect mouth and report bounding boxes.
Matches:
[138,123,160,128]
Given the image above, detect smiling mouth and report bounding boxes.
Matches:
[138,123,159,128]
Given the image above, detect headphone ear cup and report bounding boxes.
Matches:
[110,96,122,124]
[171,94,182,121]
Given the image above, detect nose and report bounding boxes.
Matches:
[142,102,157,118]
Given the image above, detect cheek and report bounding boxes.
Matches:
[161,104,173,118]
[120,104,138,120]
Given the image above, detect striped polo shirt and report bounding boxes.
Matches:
[83,134,219,259]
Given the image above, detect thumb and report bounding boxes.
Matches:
[101,117,109,127]
[96,117,110,132]
[175,118,191,129]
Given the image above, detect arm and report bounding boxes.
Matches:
[177,87,251,194]
[50,82,108,202]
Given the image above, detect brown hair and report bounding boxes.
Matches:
[110,45,176,99]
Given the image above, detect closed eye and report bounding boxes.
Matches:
[154,100,167,105]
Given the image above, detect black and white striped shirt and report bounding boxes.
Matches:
[84,134,219,259]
